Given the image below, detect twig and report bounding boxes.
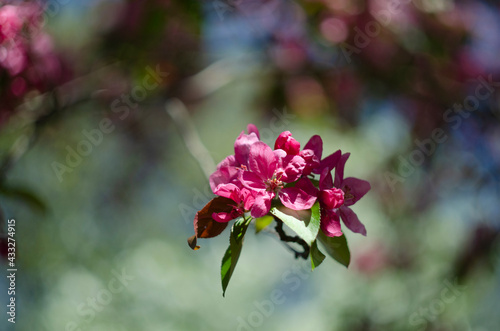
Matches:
[273,216,309,260]
[165,98,216,181]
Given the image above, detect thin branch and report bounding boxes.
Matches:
[165,98,216,181]
[1,64,121,180]
[273,216,309,260]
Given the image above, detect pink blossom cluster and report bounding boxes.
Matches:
[0,3,70,125]
[209,124,371,237]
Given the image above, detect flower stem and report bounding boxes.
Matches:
[243,215,253,226]
[273,216,309,260]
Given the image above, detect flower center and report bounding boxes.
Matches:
[227,201,244,218]
[343,185,354,201]
[235,200,245,212]
[265,174,283,193]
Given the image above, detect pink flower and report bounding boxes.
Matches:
[320,209,343,237]
[274,131,301,155]
[246,123,260,139]
[303,135,323,159]
[298,148,319,176]
[209,160,240,194]
[294,168,345,237]
[298,151,370,237]
[209,124,260,192]
[302,135,342,176]
[317,169,345,237]
[235,125,260,167]
[319,188,344,209]
[212,183,255,222]
[274,132,325,176]
[318,149,342,173]
[333,152,371,236]
[240,142,316,217]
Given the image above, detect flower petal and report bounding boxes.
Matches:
[299,149,320,176]
[334,152,350,187]
[247,123,260,139]
[319,188,344,209]
[241,188,256,210]
[273,149,287,168]
[316,149,342,174]
[282,155,306,182]
[320,209,343,237]
[338,206,366,236]
[234,131,260,166]
[295,177,319,197]
[342,177,371,206]
[241,170,266,192]
[319,167,333,190]
[214,183,240,202]
[247,142,277,179]
[304,135,323,160]
[279,187,317,210]
[216,154,237,169]
[209,165,240,193]
[251,193,272,218]
[275,131,300,155]
[212,212,235,223]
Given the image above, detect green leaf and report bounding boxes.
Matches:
[310,240,325,270]
[269,202,321,246]
[221,217,250,296]
[318,232,350,267]
[309,178,320,187]
[255,215,273,234]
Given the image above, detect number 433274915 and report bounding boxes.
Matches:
[7,219,16,266]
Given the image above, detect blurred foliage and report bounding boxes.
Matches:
[0,0,499,330]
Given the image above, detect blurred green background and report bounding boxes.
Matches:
[1,0,499,330]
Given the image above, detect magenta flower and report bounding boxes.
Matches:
[298,148,319,176]
[246,123,260,139]
[241,142,317,217]
[190,124,374,286]
[298,152,370,237]
[319,188,344,209]
[234,125,260,167]
[274,131,325,176]
[209,124,260,192]
[274,131,301,155]
[294,168,345,237]
[212,183,256,222]
[303,135,322,159]
[302,135,342,176]
[190,124,374,285]
[333,152,371,235]
[209,157,239,193]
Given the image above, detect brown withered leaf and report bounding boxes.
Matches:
[187,196,234,250]
[187,235,199,250]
